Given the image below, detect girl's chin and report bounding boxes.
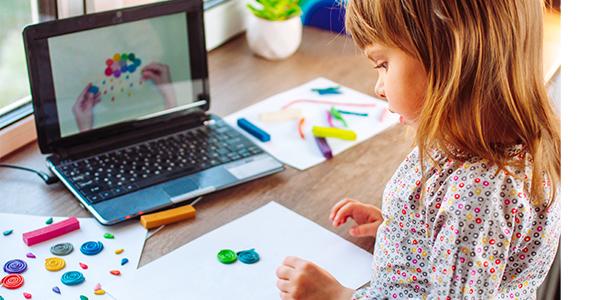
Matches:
[398,114,419,127]
[387,107,416,125]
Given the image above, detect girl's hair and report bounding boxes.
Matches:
[345,0,560,206]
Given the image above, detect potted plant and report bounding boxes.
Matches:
[246,0,303,60]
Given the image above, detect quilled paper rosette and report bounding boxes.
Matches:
[50,242,74,256]
[237,249,260,264]
[1,274,25,289]
[61,271,85,286]
[80,241,104,255]
[217,249,237,264]
[3,259,28,274]
[45,257,66,272]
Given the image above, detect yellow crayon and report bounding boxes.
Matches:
[312,126,357,141]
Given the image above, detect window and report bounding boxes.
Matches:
[0,1,34,124]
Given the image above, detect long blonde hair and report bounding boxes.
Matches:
[345,0,560,206]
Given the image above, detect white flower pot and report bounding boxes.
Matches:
[246,14,302,60]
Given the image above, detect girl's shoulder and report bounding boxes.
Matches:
[397,145,528,176]
[393,145,557,209]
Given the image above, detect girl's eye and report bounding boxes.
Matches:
[374,62,388,71]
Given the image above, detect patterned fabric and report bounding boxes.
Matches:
[353,146,560,299]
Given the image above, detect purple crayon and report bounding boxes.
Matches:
[315,137,333,160]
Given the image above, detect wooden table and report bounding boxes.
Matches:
[0,11,561,267]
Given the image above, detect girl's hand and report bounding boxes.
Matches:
[141,62,176,109]
[276,256,354,300]
[330,198,383,237]
[72,83,101,132]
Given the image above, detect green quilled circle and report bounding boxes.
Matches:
[217,249,237,264]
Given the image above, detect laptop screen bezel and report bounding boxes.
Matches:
[23,0,210,154]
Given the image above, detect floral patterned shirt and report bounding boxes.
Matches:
[353,146,560,299]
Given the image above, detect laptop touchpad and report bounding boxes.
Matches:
[226,156,282,180]
[163,179,199,198]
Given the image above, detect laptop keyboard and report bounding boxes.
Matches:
[55,120,263,204]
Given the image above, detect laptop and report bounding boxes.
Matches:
[23,0,284,225]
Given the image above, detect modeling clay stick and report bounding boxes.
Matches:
[338,109,369,117]
[326,111,336,127]
[311,86,342,95]
[282,99,377,110]
[315,137,333,160]
[22,217,80,246]
[298,117,306,140]
[237,118,271,142]
[330,107,348,127]
[140,205,197,229]
[312,126,357,141]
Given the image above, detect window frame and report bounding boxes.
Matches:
[0,97,33,129]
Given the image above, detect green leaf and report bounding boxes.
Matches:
[247,0,303,21]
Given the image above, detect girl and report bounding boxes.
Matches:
[275,0,560,299]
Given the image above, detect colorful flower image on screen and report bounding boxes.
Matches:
[104,52,142,78]
[98,52,144,102]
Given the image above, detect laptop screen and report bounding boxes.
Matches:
[48,12,195,138]
[24,0,209,153]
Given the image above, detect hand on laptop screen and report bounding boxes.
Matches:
[72,83,102,132]
[141,62,176,110]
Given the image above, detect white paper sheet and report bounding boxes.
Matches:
[112,202,373,299]
[0,214,147,299]
[224,77,398,170]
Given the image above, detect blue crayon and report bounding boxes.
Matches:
[237,118,271,142]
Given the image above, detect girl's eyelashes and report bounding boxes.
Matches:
[374,62,388,71]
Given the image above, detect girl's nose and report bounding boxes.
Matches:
[374,86,386,100]
[374,79,386,100]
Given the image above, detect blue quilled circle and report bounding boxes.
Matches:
[3,259,28,274]
[80,241,104,256]
[237,249,260,264]
[61,271,85,286]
